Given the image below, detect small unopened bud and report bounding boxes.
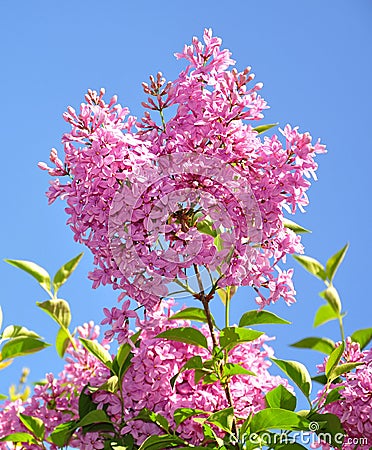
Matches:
[38,162,49,171]
[254,82,263,90]
[108,95,117,108]
[50,148,58,162]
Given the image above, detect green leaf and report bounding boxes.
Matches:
[19,413,45,440]
[201,422,223,446]
[1,337,50,360]
[325,244,349,283]
[329,362,363,381]
[290,337,335,355]
[104,440,113,450]
[49,420,77,447]
[292,254,326,281]
[239,310,290,327]
[219,327,264,352]
[36,299,75,356]
[324,386,343,406]
[115,344,131,371]
[216,288,228,306]
[0,325,41,343]
[168,307,209,324]
[196,219,217,237]
[110,435,135,450]
[222,363,256,379]
[319,286,342,314]
[212,345,224,360]
[138,434,186,450]
[116,331,140,369]
[351,327,372,350]
[0,393,8,400]
[313,304,339,327]
[4,259,51,294]
[216,286,237,306]
[0,432,38,444]
[80,422,115,434]
[214,234,224,252]
[271,358,312,398]
[312,374,342,385]
[79,337,112,369]
[265,385,297,411]
[53,253,83,293]
[77,409,111,427]
[173,408,208,427]
[132,408,170,433]
[201,373,219,385]
[113,331,141,380]
[99,375,119,393]
[79,386,97,418]
[36,298,71,329]
[250,408,309,433]
[170,355,203,388]
[325,342,345,378]
[311,374,327,385]
[0,359,13,370]
[283,218,311,234]
[156,327,209,350]
[110,444,126,450]
[253,123,278,134]
[206,407,234,433]
[55,326,71,358]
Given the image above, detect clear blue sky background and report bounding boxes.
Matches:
[1,0,371,412]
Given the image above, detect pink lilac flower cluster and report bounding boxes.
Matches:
[315,338,372,450]
[40,28,325,311]
[0,322,110,450]
[94,300,291,446]
[0,304,290,448]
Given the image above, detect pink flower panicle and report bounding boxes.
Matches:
[96,301,292,446]
[315,338,372,450]
[0,322,110,450]
[40,29,325,309]
[0,306,292,448]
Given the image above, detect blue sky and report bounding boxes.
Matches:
[1,0,371,410]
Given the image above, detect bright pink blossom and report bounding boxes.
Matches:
[0,322,110,450]
[39,29,325,310]
[95,301,292,445]
[0,306,291,448]
[315,339,372,450]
